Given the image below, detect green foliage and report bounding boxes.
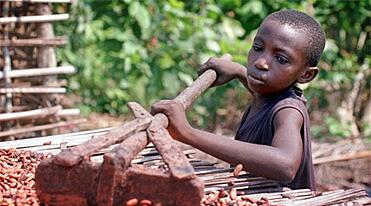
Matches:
[55,0,370,136]
[56,0,250,124]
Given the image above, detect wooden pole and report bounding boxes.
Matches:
[36,3,60,135]
[3,48,12,112]
[0,37,67,47]
[0,14,69,24]
[0,119,86,139]
[0,66,75,79]
[0,106,62,121]
[0,87,66,94]
[1,1,14,140]
[5,0,71,3]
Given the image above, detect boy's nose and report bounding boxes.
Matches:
[255,57,269,71]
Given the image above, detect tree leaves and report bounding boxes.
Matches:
[128,2,151,38]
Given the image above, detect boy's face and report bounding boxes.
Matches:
[246,19,309,96]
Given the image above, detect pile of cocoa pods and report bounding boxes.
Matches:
[0,148,48,206]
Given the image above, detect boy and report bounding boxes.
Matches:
[151,10,326,190]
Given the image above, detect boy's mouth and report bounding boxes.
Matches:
[248,73,265,85]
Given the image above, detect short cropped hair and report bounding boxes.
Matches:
[266,10,326,67]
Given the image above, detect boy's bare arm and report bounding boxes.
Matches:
[152,101,303,182]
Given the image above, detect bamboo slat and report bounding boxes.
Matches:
[0,14,69,24]
[0,37,67,47]
[0,87,66,93]
[0,119,86,138]
[0,66,75,79]
[0,128,111,149]
[0,105,61,121]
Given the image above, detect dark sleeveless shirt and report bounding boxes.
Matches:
[235,87,316,190]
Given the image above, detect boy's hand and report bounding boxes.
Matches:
[198,54,238,87]
[151,100,192,142]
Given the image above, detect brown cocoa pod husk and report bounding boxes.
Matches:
[228,178,235,186]
[140,199,152,205]
[241,196,257,203]
[219,189,229,198]
[125,198,138,206]
[230,188,237,200]
[233,164,243,177]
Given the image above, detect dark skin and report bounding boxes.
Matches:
[151,18,319,183]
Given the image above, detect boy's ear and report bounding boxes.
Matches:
[297,67,319,84]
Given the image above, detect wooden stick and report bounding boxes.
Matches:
[0,14,69,24]
[314,151,371,165]
[0,66,75,79]
[2,47,12,112]
[57,108,80,116]
[0,87,66,93]
[174,54,232,110]
[53,117,151,166]
[0,119,86,138]
[5,0,71,3]
[0,37,67,47]
[1,1,13,140]
[0,105,62,121]
[128,102,196,179]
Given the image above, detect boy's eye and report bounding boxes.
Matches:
[275,55,290,64]
[252,45,263,52]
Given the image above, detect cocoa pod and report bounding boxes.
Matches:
[233,164,243,177]
[126,198,138,206]
[140,199,152,205]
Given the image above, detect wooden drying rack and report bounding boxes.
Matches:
[0,0,82,140]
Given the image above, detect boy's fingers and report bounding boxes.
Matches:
[150,100,174,115]
[198,62,211,75]
[220,53,232,61]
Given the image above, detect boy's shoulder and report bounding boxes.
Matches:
[271,87,309,122]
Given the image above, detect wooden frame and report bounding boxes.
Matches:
[0,87,66,94]
[0,14,69,24]
[0,37,67,47]
[0,66,75,79]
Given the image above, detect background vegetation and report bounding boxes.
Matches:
[55,0,370,140]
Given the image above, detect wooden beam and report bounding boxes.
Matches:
[5,0,71,3]
[0,14,69,24]
[0,105,62,121]
[0,119,86,139]
[0,87,66,93]
[0,37,67,47]
[0,66,75,79]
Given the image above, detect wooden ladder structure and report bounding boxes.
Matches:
[0,0,83,140]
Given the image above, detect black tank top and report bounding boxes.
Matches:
[235,87,316,190]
